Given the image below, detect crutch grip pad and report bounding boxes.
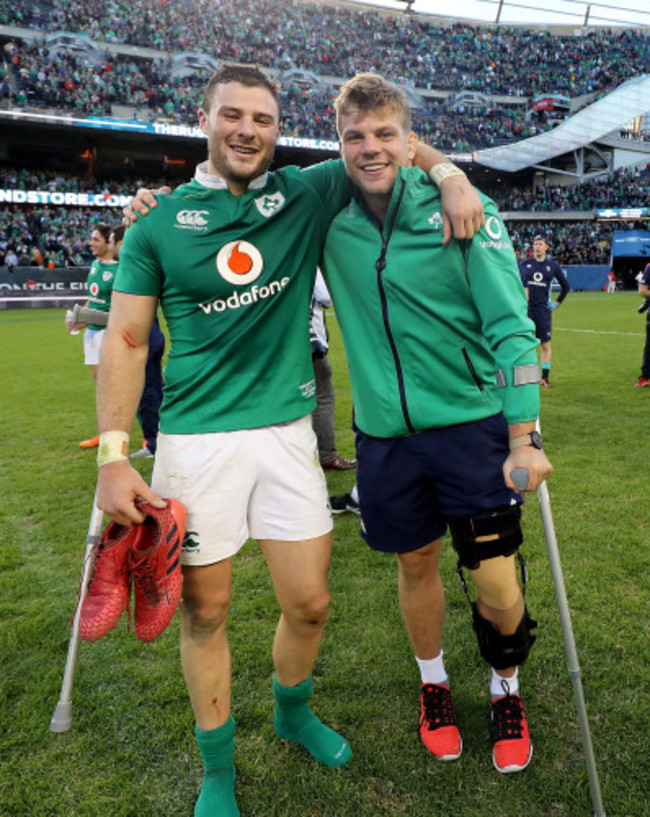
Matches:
[510,468,529,492]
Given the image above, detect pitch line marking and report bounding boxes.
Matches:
[555,327,643,337]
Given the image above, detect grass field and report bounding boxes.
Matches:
[0,293,648,816]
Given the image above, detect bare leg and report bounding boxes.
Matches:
[261,533,351,768]
[259,533,332,686]
[397,539,445,660]
[180,559,233,730]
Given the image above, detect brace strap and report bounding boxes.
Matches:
[447,504,523,570]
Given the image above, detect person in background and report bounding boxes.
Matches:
[310,269,356,472]
[518,234,570,388]
[66,222,118,448]
[634,262,650,388]
[606,269,617,293]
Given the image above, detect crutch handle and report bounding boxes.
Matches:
[510,468,529,492]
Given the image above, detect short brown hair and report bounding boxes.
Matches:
[93,223,113,242]
[335,73,412,136]
[110,224,125,243]
[202,63,281,118]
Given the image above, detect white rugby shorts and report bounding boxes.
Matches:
[83,328,105,366]
[151,416,333,566]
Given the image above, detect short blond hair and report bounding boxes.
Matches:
[335,73,412,136]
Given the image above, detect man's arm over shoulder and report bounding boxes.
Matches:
[413,143,485,243]
[298,159,354,222]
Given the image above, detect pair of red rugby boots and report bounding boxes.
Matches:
[78,500,186,643]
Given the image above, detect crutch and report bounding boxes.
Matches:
[50,489,104,732]
[511,464,606,817]
[71,304,109,327]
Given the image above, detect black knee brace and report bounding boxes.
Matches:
[447,504,523,571]
[471,605,538,669]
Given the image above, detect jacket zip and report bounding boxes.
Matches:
[461,347,485,392]
[373,179,416,434]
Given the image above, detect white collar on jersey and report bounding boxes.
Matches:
[194,161,268,190]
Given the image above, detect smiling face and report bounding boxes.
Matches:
[199,81,282,195]
[339,104,417,222]
[90,229,110,260]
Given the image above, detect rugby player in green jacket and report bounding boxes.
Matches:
[321,73,553,774]
[94,64,485,816]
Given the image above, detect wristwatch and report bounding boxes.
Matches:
[510,431,544,450]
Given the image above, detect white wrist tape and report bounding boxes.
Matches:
[429,162,467,187]
[97,430,130,468]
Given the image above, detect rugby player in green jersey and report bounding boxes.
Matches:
[66,222,118,448]
[320,73,552,774]
[95,65,485,816]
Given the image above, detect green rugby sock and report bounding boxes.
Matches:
[273,675,352,768]
[194,716,239,817]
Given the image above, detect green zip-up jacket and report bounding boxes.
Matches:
[321,166,540,439]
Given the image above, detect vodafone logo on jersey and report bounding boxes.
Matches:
[200,240,289,315]
[485,216,502,240]
[479,215,512,252]
[89,282,99,296]
[216,241,264,286]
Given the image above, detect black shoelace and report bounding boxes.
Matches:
[492,695,525,741]
[420,684,455,730]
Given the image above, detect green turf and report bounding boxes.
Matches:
[0,295,647,816]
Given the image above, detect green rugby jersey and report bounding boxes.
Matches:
[115,160,351,434]
[86,259,117,330]
[322,166,540,438]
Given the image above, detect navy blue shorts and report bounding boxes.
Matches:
[528,306,552,342]
[356,413,520,554]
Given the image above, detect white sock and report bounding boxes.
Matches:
[490,667,519,699]
[349,484,359,503]
[416,650,448,686]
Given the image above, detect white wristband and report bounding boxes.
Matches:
[429,162,467,188]
[97,430,130,468]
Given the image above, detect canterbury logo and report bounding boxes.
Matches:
[175,209,209,230]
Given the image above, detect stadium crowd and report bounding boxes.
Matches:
[1,38,557,149]
[1,161,648,268]
[2,0,648,98]
[1,1,649,150]
[1,1,649,268]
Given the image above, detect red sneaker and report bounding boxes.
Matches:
[78,521,137,641]
[492,692,532,773]
[419,683,462,760]
[635,377,650,388]
[130,500,187,642]
[539,379,553,389]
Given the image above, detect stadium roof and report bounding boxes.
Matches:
[348,0,650,28]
